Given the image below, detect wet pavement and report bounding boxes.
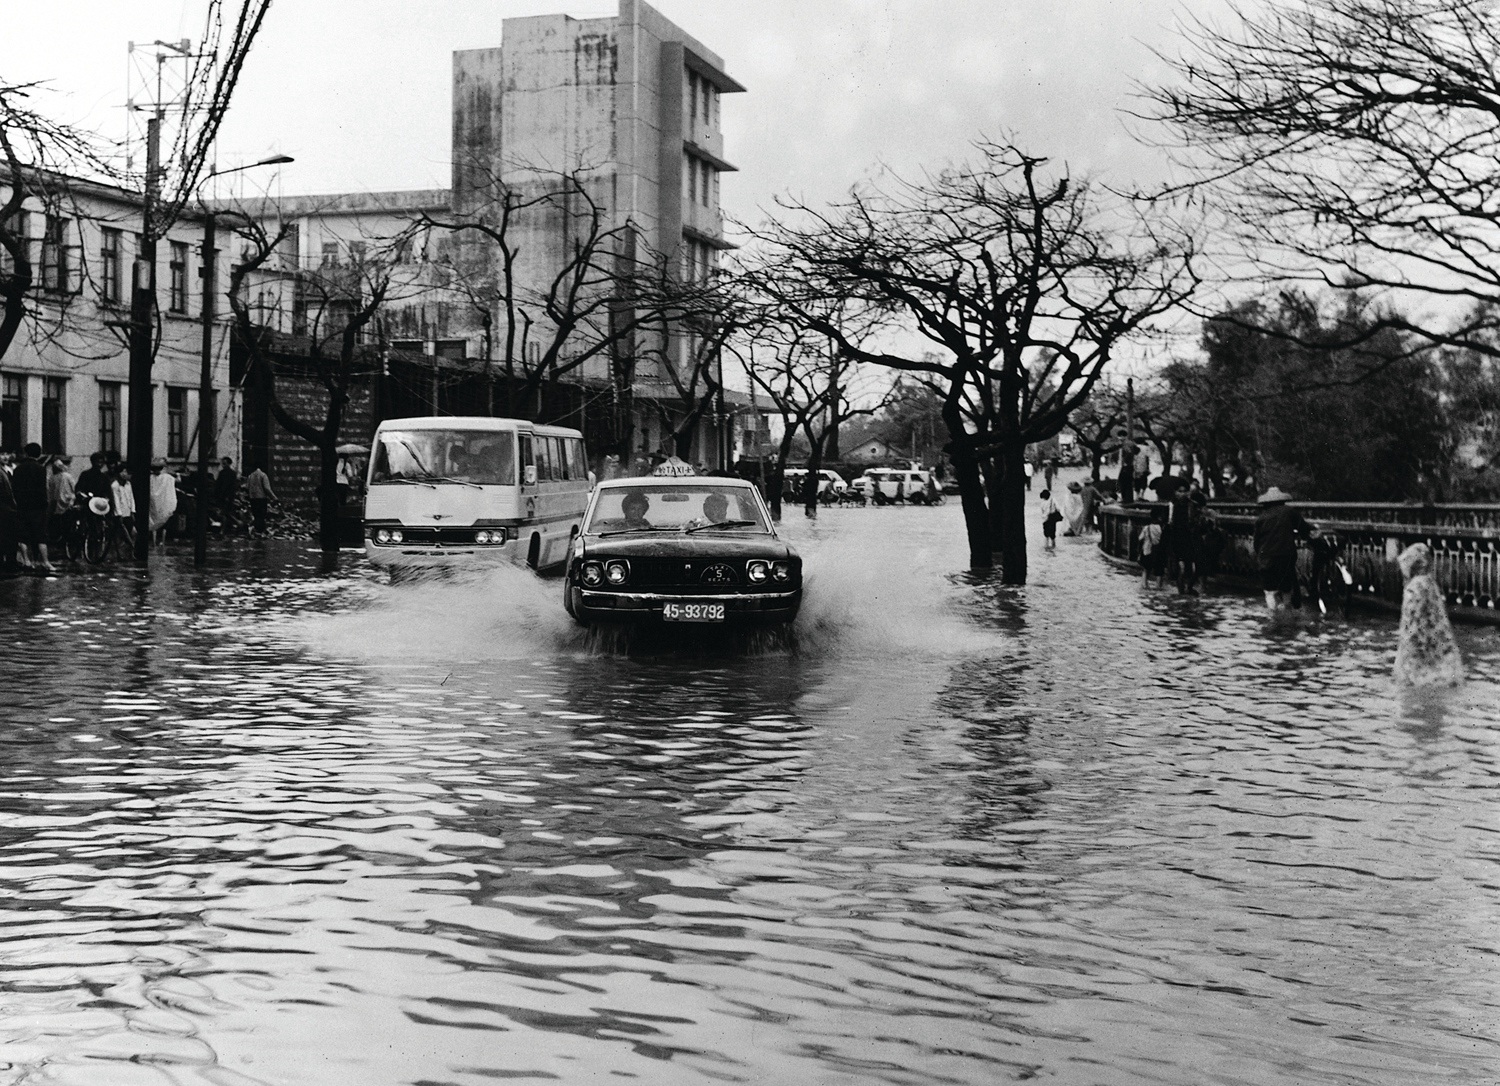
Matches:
[1,499,1497,1085]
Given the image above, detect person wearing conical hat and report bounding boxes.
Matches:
[1252,486,1311,611]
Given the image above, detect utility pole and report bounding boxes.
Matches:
[825,341,840,463]
[126,112,161,562]
[193,208,216,565]
[1122,376,1136,503]
[482,309,494,416]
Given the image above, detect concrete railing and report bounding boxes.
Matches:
[1098,502,1500,620]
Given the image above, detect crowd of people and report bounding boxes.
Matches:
[0,447,275,574]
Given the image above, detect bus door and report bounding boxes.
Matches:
[518,431,539,546]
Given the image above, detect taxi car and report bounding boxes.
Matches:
[563,475,802,627]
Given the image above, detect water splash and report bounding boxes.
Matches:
[289,516,1002,665]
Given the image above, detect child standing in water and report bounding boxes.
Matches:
[1394,543,1464,690]
[1039,489,1062,549]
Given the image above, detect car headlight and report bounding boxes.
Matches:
[581,561,604,587]
[374,528,391,544]
[389,529,404,544]
[746,560,769,583]
[605,560,630,585]
[772,561,793,582]
[475,530,490,544]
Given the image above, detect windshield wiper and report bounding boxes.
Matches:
[417,474,483,490]
[597,525,665,536]
[398,439,433,475]
[376,477,437,489]
[684,519,759,534]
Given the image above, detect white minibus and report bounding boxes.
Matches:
[363,416,590,571]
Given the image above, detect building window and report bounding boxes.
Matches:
[321,241,340,268]
[2,210,29,278]
[167,386,186,457]
[98,381,120,454]
[40,215,69,292]
[349,240,367,264]
[278,222,301,271]
[435,339,467,361]
[101,227,123,305]
[169,241,188,313]
[1,374,24,453]
[391,340,425,355]
[686,154,697,204]
[41,377,64,455]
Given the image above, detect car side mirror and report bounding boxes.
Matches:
[524,465,537,485]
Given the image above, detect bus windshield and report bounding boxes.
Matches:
[371,430,517,486]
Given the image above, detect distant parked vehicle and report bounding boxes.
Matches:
[856,468,942,505]
[782,468,847,501]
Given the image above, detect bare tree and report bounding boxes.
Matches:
[738,301,891,520]
[417,169,705,448]
[1067,386,1127,482]
[0,82,108,365]
[1151,0,1500,355]
[227,214,405,552]
[753,141,1197,580]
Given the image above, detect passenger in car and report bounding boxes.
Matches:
[622,491,652,529]
[702,492,729,523]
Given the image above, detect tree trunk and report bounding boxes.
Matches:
[941,399,992,569]
[997,442,1028,584]
[768,428,797,522]
[318,399,346,554]
[802,429,826,519]
[983,456,1004,546]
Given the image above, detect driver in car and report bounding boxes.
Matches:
[621,490,652,529]
[701,492,729,524]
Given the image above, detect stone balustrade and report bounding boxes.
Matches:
[1098,502,1500,621]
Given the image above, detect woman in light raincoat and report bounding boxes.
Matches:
[1394,543,1463,690]
[148,458,179,545]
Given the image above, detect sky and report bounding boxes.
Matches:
[2,0,1239,382]
[2,0,1224,219]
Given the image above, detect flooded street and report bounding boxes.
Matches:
[1,503,1497,1085]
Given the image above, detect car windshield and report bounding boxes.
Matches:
[370,430,516,485]
[586,484,770,534]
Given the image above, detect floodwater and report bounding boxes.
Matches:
[0,498,1497,1086]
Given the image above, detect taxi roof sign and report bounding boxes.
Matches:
[651,456,696,477]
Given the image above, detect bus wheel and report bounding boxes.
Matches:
[527,534,541,570]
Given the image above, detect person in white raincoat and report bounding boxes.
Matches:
[148,458,179,544]
[1394,543,1464,691]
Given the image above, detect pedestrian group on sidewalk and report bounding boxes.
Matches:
[0,448,277,575]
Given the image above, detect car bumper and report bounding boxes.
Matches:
[365,540,515,568]
[570,587,801,624]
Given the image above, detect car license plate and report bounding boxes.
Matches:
[663,602,725,622]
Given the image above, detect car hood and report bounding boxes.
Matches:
[580,532,796,561]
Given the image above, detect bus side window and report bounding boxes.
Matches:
[549,437,566,480]
[538,437,555,482]
[520,434,535,486]
[567,438,586,480]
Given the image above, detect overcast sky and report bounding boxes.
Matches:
[3,0,1224,218]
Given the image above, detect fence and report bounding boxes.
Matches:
[1098,502,1500,621]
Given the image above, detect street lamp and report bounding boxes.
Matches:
[194,154,294,567]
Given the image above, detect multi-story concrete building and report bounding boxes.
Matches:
[234,0,750,493]
[0,170,240,470]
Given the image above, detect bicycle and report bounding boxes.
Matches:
[1305,531,1354,618]
[67,498,125,564]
